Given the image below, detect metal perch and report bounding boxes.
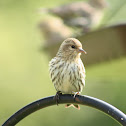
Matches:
[2,94,126,126]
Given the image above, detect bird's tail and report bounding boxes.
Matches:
[65,104,80,110]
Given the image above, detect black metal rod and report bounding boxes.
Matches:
[2,94,126,126]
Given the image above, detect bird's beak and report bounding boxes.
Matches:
[79,48,87,54]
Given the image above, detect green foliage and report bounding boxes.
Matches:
[0,0,126,126]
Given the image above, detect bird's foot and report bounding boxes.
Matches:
[54,91,62,105]
[73,92,80,101]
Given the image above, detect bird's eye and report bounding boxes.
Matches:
[71,45,76,49]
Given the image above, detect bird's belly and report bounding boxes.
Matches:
[59,83,72,94]
[52,61,85,94]
[58,74,79,94]
[58,83,75,94]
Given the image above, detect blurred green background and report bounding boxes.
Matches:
[0,0,126,126]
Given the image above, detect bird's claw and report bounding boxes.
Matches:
[54,91,62,105]
[73,92,80,101]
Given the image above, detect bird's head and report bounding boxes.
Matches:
[57,38,87,60]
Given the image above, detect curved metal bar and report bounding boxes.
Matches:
[2,94,126,126]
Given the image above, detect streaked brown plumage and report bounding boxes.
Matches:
[49,38,86,109]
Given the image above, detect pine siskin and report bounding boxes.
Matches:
[49,38,86,110]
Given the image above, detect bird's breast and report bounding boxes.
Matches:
[58,61,85,93]
[49,58,85,94]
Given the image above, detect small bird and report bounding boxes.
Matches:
[49,38,86,109]
[38,17,73,46]
[40,0,108,33]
